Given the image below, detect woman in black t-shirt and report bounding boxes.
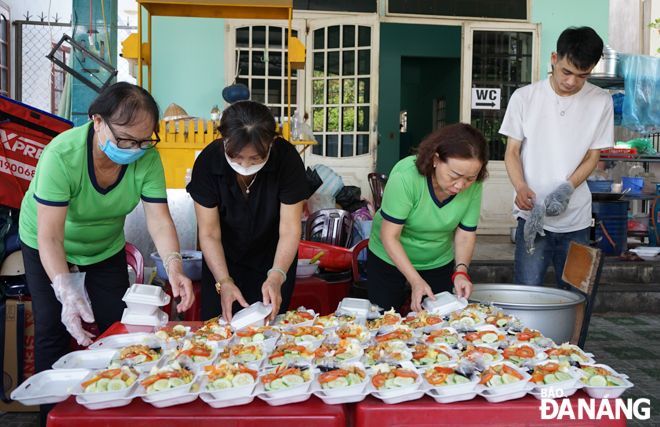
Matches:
[187,101,309,322]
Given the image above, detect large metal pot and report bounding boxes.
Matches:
[469,284,585,344]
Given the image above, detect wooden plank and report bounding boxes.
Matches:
[561,241,601,295]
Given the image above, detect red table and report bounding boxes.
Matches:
[48,322,347,427]
[351,394,627,427]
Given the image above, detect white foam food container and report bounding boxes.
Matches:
[370,379,426,405]
[10,369,91,406]
[260,370,315,399]
[122,284,171,315]
[142,376,203,408]
[528,381,584,400]
[52,349,117,370]
[274,309,318,328]
[155,326,192,351]
[200,391,255,409]
[337,298,372,317]
[111,348,164,371]
[475,362,531,396]
[71,367,142,403]
[411,344,458,371]
[88,332,153,350]
[121,308,168,327]
[369,362,422,398]
[257,384,313,406]
[137,371,199,402]
[421,292,468,316]
[314,346,364,367]
[576,363,634,399]
[462,325,506,350]
[311,380,370,405]
[315,362,369,397]
[201,370,259,400]
[477,383,532,403]
[231,329,280,351]
[230,302,273,331]
[425,387,477,404]
[75,389,137,410]
[528,361,581,394]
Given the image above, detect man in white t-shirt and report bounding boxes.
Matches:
[500,27,614,289]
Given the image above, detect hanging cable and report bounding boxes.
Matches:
[100,0,112,66]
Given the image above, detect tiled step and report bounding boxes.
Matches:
[470,259,660,314]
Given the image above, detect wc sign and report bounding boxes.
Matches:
[471,88,501,110]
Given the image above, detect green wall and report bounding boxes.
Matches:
[400,57,461,158]
[532,0,609,74]
[378,23,461,175]
[150,16,225,119]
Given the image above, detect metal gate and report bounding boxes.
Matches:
[14,20,136,115]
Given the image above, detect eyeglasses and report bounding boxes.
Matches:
[105,121,160,150]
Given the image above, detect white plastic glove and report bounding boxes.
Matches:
[51,272,96,346]
[545,181,575,217]
[524,200,546,255]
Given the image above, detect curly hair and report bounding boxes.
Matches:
[414,123,489,181]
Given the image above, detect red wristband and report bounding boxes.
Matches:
[452,271,471,283]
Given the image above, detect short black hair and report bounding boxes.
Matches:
[88,82,160,133]
[219,101,277,159]
[556,27,604,70]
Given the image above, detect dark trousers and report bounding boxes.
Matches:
[200,255,297,321]
[21,241,129,427]
[366,248,454,313]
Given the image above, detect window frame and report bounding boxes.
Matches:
[385,0,532,22]
[0,1,10,97]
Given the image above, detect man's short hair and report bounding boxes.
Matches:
[557,27,604,71]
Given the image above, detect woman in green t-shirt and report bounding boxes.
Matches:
[368,123,488,313]
[18,83,194,423]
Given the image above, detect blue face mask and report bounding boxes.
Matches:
[99,125,146,165]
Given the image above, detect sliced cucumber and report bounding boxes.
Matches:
[321,383,330,390]
[153,379,170,392]
[587,375,608,387]
[461,317,475,325]
[168,378,185,388]
[419,357,437,365]
[346,373,362,385]
[293,337,303,343]
[96,378,110,391]
[607,376,627,387]
[496,319,509,328]
[482,353,494,363]
[146,385,156,393]
[437,354,450,363]
[555,372,573,382]
[508,355,522,363]
[365,359,376,366]
[570,353,586,362]
[232,373,255,387]
[267,378,287,391]
[393,376,415,387]
[210,378,232,390]
[487,375,504,387]
[543,374,559,384]
[327,377,349,389]
[132,354,148,364]
[480,333,499,344]
[253,333,266,342]
[550,355,558,360]
[445,336,458,345]
[282,374,305,387]
[241,353,258,362]
[107,379,127,391]
[173,325,186,332]
[384,378,397,389]
[300,334,317,341]
[453,375,471,384]
[335,352,352,361]
[84,384,98,393]
[582,367,598,378]
[269,356,285,365]
[239,337,252,345]
[502,373,519,384]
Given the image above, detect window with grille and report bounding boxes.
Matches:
[470,31,532,161]
[235,26,299,121]
[0,5,9,97]
[433,96,446,131]
[311,25,372,157]
[50,44,69,115]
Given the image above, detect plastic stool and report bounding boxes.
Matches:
[289,276,331,315]
[164,280,202,321]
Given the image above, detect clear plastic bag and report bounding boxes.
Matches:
[524,200,546,255]
[307,192,336,214]
[620,53,660,134]
[51,272,95,346]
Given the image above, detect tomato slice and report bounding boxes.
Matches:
[268,352,285,360]
[238,365,258,379]
[276,367,298,378]
[159,371,182,379]
[478,371,493,385]
[427,372,447,385]
[383,314,398,325]
[81,376,101,388]
[412,351,427,360]
[298,311,314,320]
[545,348,564,356]
[191,347,211,357]
[139,351,153,361]
[515,347,535,358]
[371,374,386,388]
[319,371,339,383]
[426,316,442,325]
[339,334,357,339]
[157,327,173,332]
[237,330,256,337]
[434,366,454,374]
[517,331,535,341]
[476,347,497,355]
[261,373,277,384]
[394,369,418,379]
[333,369,351,377]
[376,331,400,342]
[99,369,121,379]
[531,373,545,383]
[502,348,516,359]
[315,348,329,358]
[464,332,479,342]
[503,364,523,379]
[543,362,559,372]
[141,375,161,386]
[403,316,416,323]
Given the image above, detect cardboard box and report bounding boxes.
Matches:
[1,299,38,412]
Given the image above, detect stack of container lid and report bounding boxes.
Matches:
[121,284,170,326]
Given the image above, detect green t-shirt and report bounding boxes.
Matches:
[368,156,482,270]
[19,122,167,265]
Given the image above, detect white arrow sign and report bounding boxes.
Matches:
[471,88,501,110]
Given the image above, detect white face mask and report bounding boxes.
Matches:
[224,142,272,176]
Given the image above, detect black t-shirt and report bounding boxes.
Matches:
[186,137,309,272]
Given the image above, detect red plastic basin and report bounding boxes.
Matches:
[299,241,352,272]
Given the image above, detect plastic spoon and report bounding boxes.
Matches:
[310,252,324,264]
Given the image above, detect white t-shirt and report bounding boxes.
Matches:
[499,79,614,233]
